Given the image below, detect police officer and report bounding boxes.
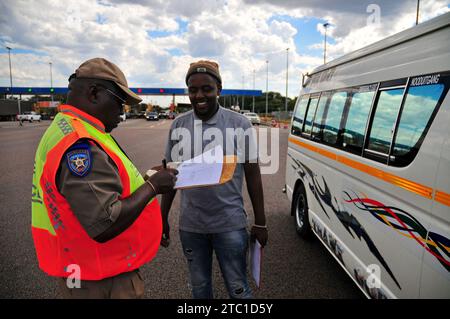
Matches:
[31,58,177,298]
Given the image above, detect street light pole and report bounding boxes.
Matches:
[49,62,53,103]
[323,22,330,64]
[252,69,255,113]
[285,48,289,113]
[6,46,13,99]
[416,0,420,25]
[242,75,245,110]
[6,46,20,116]
[265,60,269,117]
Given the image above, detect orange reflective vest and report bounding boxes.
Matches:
[31,105,162,280]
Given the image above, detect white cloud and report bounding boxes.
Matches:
[0,0,449,107]
[299,0,449,62]
[270,20,297,41]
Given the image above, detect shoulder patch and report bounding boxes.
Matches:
[66,141,92,177]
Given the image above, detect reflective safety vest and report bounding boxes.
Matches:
[31,105,162,280]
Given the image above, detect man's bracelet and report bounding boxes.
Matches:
[146,180,157,194]
[253,224,267,229]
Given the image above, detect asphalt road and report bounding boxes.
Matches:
[0,118,363,299]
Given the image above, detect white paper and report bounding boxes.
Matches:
[174,145,224,189]
[250,239,262,288]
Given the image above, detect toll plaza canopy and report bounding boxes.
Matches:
[0,87,262,96]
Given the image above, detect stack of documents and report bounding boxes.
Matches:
[250,239,263,288]
[172,145,237,189]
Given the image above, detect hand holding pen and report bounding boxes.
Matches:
[146,158,178,194]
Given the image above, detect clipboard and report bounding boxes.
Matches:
[218,155,237,184]
[250,239,263,288]
[171,145,237,189]
[173,155,237,189]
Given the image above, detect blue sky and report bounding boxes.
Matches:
[1,15,330,59]
[269,15,336,56]
[0,0,449,106]
[147,17,188,39]
[0,47,48,56]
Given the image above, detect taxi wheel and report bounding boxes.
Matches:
[293,182,312,239]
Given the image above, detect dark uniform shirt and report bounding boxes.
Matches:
[56,140,123,238]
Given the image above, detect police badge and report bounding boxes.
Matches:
[66,142,92,177]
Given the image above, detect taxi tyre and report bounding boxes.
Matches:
[292,181,313,239]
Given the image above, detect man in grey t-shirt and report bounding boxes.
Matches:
[161,60,268,299]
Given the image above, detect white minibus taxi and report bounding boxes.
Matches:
[285,12,450,298]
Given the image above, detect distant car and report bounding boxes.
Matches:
[243,112,260,125]
[128,112,139,119]
[138,111,146,118]
[158,112,167,119]
[167,112,176,120]
[17,111,41,123]
[145,112,159,121]
[120,113,126,122]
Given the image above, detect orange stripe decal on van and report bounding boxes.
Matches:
[435,191,450,207]
[288,136,435,200]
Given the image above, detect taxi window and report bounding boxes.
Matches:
[291,97,309,136]
[342,88,375,153]
[303,97,319,135]
[311,93,329,140]
[392,83,445,165]
[367,88,404,154]
[323,92,347,145]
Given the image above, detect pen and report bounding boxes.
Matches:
[162,158,167,169]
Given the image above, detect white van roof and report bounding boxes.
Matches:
[301,12,450,94]
[309,12,450,77]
